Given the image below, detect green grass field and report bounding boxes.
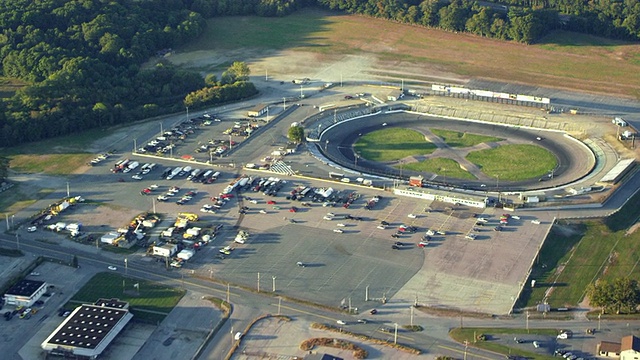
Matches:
[67,272,186,323]
[519,190,640,309]
[466,144,557,181]
[402,157,476,180]
[354,128,436,162]
[430,129,503,148]
[450,328,558,360]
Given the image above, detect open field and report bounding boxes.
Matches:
[67,272,186,323]
[175,9,640,98]
[402,157,475,180]
[354,128,436,162]
[466,144,557,181]
[430,128,503,148]
[520,190,640,309]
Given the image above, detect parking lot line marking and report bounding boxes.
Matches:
[437,344,496,360]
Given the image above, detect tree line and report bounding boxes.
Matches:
[317,0,640,43]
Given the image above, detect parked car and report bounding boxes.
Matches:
[333,229,344,233]
[108,266,117,271]
[27,226,37,232]
[336,320,347,325]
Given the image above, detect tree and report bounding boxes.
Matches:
[588,278,640,314]
[288,125,305,144]
[227,61,250,82]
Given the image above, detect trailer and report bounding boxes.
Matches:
[123,161,139,173]
[187,169,202,181]
[167,167,182,180]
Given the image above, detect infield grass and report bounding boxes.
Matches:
[402,157,476,180]
[430,128,503,148]
[354,128,436,162]
[450,328,557,360]
[466,144,557,181]
[67,272,185,323]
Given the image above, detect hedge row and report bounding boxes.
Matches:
[310,322,421,355]
[300,337,368,359]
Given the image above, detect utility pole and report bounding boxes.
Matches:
[226,283,230,304]
[124,258,128,276]
[526,311,530,333]
[16,233,19,250]
[348,298,352,313]
[365,286,369,301]
[257,272,260,292]
[272,276,277,292]
[598,313,601,331]
[283,97,286,111]
[278,297,282,315]
[66,182,70,197]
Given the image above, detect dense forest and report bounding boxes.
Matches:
[1,0,639,147]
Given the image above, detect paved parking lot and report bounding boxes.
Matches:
[156,175,551,315]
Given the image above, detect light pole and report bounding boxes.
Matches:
[464,340,469,360]
[410,305,414,326]
[124,258,128,275]
[300,85,303,98]
[186,106,189,121]
[160,121,163,136]
[394,323,398,344]
[325,140,329,151]
[272,276,277,292]
[283,97,286,111]
[11,215,14,229]
[16,233,19,250]
[278,297,282,315]
[226,283,230,304]
[257,272,260,292]
[66,182,70,197]
[598,313,602,330]
[526,311,530,333]
[209,267,214,279]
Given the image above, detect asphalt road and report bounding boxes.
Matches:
[4,234,639,360]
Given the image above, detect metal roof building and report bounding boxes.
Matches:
[41,299,133,359]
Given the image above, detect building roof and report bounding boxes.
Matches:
[304,354,344,360]
[44,304,130,350]
[599,341,621,353]
[94,298,129,309]
[5,279,46,297]
[622,335,640,351]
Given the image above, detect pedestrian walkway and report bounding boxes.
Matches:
[270,160,295,176]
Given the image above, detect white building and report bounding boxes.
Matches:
[621,335,640,360]
[3,279,48,307]
[41,299,133,359]
[152,243,178,258]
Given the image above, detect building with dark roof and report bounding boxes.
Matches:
[621,335,640,360]
[41,299,133,359]
[3,279,47,307]
[598,340,621,357]
[304,354,344,360]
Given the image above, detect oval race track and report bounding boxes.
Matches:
[319,112,595,191]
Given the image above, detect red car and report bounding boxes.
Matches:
[267,200,277,205]
[289,207,298,213]
[140,188,151,195]
[220,194,234,199]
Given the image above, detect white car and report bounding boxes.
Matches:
[408,214,417,219]
[336,320,347,325]
[157,195,169,201]
[336,223,346,227]
[376,225,387,230]
[533,341,540,348]
[326,212,335,217]
[382,123,387,126]
[249,199,258,204]
[149,184,159,190]
[131,175,143,180]
[108,266,117,271]
[234,332,243,341]
[531,219,541,224]
[333,229,344,233]
[511,215,521,220]
[323,216,334,221]
[259,210,267,214]
[27,226,37,232]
